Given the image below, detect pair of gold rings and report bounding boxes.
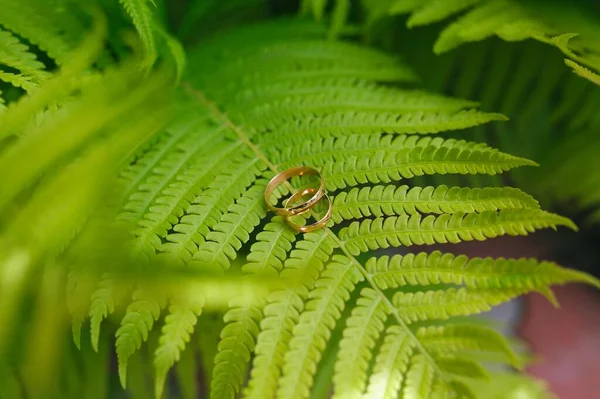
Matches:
[264,166,332,233]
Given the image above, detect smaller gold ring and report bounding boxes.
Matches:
[284,188,332,233]
[264,166,326,216]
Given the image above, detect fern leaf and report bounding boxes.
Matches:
[155,26,187,81]
[417,324,521,368]
[245,232,337,399]
[242,216,297,276]
[119,0,158,66]
[393,287,527,323]
[229,80,478,115]
[323,145,534,190]
[137,143,248,257]
[212,300,264,399]
[406,0,483,28]
[66,265,95,349]
[154,297,204,399]
[162,152,266,263]
[0,71,38,92]
[258,110,506,145]
[363,325,414,399]
[190,181,269,271]
[367,250,598,290]
[271,134,497,167]
[433,0,548,53]
[329,0,350,39]
[565,59,600,86]
[340,209,576,255]
[235,86,484,127]
[211,217,297,399]
[0,0,82,64]
[0,27,49,81]
[277,255,364,399]
[332,185,539,223]
[118,110,220,222]
[332,288,389,399]
[403,354,435,399]
[436,356,489,379]
[89,275,128,352]
[93,18,600,399]
[116,288,165,388]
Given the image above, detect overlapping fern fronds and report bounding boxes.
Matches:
[58,17,598,398]
[0,0,183,106]
[365,0,600,70]
[2,1,600,398]
[355,0,600,217]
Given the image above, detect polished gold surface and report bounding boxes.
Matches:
[264,166,326,217]
[283,187,332,233]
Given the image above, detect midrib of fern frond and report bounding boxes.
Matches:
[182,84,465,397]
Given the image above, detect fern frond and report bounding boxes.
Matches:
[257,110,506,145]
[212,300,264,399]
[565,59,600,86]
[89,275,128,351]
[436,355,489,380]
[393,287,527,323]
[323,145,535,190]
[403,354,436,398]
[367,250,598,290]
[154,297,204,399]
[66,17,596,399]
[116,288,166,388]
[340,209,576,255]
[0,26,49,81]
[211,217,297,398]
[0,0,83,64]
[161,151,266,263]
[405,0,483,28]
[332,288,389,399]
[270,134,496,167]
[332,185,539,222]
[0,71,38,92]
[190,181,269,271]
[363,325,414,399]
[234,86,484,127]
[277,255,364,399]
[242,216,297,277]
[381,0,600,75]
[416,324,521,368]
[119,0,158,66]
[244,232,337,399]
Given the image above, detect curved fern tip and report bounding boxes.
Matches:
[155,376,166,399]
[118,360,128,389]
[71,319,82,350]
[491,113,509,122]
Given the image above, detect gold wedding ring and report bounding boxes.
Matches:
[264,166,326,217]
[264,166,332,233]
[283,187,333,233]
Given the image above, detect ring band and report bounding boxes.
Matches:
[264,166,326,217]
[283,187,333,233]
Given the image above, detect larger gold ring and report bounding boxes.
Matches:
[264,166,326,217]
[283,187,333,233]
